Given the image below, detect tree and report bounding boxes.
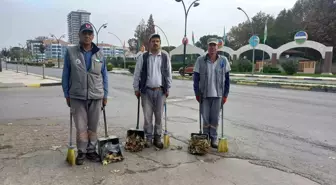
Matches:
[195,35,222,51]
[128,38,138,53]
[128,19,146,54]
[39,44,46,62]
[227,11,275,50]
[128,14,156,53]
[144,14,155,50]
[1,48,10,58]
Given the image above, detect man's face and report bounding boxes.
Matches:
[79,31,94,45]
[150,37,161,51]
[207,43,218,55]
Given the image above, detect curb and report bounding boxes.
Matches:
[25,82,62,88]
[230,80,336,93]
[109,71,132,76]
[172,76,336,93]
[230,74,336,81]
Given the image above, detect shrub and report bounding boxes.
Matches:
[172,63,184,71]
[107,63,113,71]
[45,62,55,68]
[128,65,135,74]
[280,60,298,75]
[262,65,281,74]
[232,59,252,72]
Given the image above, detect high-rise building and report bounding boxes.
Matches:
[67,10,91,44]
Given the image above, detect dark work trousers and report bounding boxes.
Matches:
[70,98,102,154]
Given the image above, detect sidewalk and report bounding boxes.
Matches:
[0,117,318,185]
[0,70,61,88]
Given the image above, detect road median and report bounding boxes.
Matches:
[173,76,336,93]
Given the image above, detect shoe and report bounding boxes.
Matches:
[153,136,163,149]
[211,139,218,149]
[86,152,101,162]
[144,139,152,148]
[75,152,86,165]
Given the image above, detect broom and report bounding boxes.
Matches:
[163,102,170,148]
[218,103,228,153]
[218,59,228,153]
[66,111,76,165]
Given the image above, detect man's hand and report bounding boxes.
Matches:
[222,97,227,104]
[165,91,169,98]
[135,91,140,99]
[196,96,200,102]
[102,98,107,107]
[66,97,70,107]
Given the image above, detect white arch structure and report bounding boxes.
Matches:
[276,41,333,59]
[217,41,333,59]
[169,44,205,57]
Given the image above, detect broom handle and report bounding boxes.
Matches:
[136,97,140,129]
[221,60,224,138]
[103,107,108,137]
[199,94,202,134]
[164,102,167,132]
[221,103,224,138]
[70,111,73,146]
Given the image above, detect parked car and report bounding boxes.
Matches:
[179,64,194,76]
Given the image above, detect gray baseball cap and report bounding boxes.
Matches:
[207,38,218,45]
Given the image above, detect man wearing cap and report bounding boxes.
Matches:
[62,23,108,165]
[133,33,172,149]
[192,38,231,148]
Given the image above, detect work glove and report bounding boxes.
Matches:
[222,97,227,104]
[66,97,70,107]
[135,91,140,99]
[102,98,107,107]
[196,96,200,102]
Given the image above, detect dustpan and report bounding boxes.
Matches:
[97,107,124,165]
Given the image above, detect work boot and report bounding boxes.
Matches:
[86,152,101,162]
[75,152,86,165]
[210,138,218,149]
[153,136,163,149]
[144,139,152,148]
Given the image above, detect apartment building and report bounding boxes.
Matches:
[97,43,113,59]
[43,39,69,60]
[67,10,91,44]
[26,39,45,62]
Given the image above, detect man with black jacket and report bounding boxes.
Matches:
[132,33,172,149]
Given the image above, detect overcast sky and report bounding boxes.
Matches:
[0,0,297,49]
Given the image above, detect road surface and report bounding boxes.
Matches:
[1,65,336,184]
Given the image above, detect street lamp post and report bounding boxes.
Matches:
[107,32,126,69]
[154,24,170,54]
[50,34,65,68]
[237,7,256,75]
[18,43,26,73]
[175,0,200,76]
[86,21,108,44]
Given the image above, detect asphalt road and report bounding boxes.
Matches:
[1,63,336,185]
